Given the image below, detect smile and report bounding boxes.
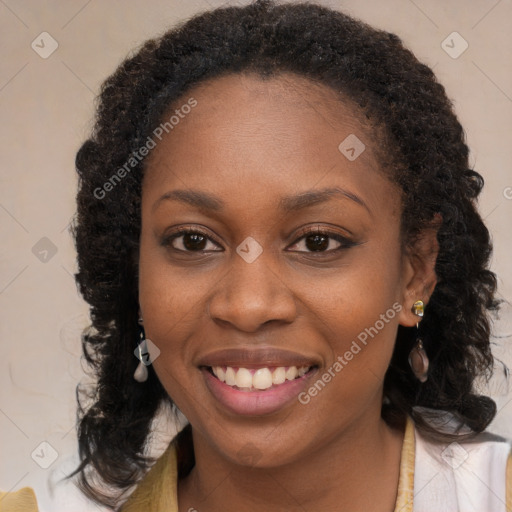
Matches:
[200,364,319,416]
[209,365,312,391]
[197,347,321,415]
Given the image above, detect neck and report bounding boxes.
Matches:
[178,409,406,512]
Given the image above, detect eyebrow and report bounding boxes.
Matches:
[153,186,371,215]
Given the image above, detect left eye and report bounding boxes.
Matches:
[288,229,355,253]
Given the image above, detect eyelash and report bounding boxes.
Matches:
[162,225,357,256]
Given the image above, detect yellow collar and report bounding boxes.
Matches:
[121,416,416,512]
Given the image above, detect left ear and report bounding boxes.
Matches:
[398,214,442,327]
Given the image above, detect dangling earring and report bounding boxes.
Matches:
[408,300,429,383]
[134,317,148,383]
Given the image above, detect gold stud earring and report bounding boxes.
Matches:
[412,300,424,317]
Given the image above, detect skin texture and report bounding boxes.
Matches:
[138,72,438,511]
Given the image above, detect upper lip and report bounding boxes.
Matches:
[197,347,320,369]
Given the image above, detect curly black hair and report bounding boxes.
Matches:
[66,0,500,508]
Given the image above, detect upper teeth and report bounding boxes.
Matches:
[211,365,311,390]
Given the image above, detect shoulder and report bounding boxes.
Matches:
[0,487,39,512]
[411,408,512,512]
[120,437,180,512]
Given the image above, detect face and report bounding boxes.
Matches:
[138,72,419,467]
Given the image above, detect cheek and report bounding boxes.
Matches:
[305,242,404,385]
[138,230,212,333]
[137,241,216,406]
[138,272,201,415]
[305,240,403,339]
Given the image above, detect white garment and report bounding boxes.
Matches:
[413,418,511,512]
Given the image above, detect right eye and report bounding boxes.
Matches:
[161,227,223,253]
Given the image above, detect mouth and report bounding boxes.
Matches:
[197,347,321,415]
[203,364,316,392]
[199,362,319,416]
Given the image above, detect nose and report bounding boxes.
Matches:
[207,251,297,333]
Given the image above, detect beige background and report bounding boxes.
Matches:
[1,0,511,510]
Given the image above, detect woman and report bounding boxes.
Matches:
[2,0,510,510]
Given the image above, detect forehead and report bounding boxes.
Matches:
[142,72,396,218]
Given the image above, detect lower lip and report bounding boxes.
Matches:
[201,367,318,416]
